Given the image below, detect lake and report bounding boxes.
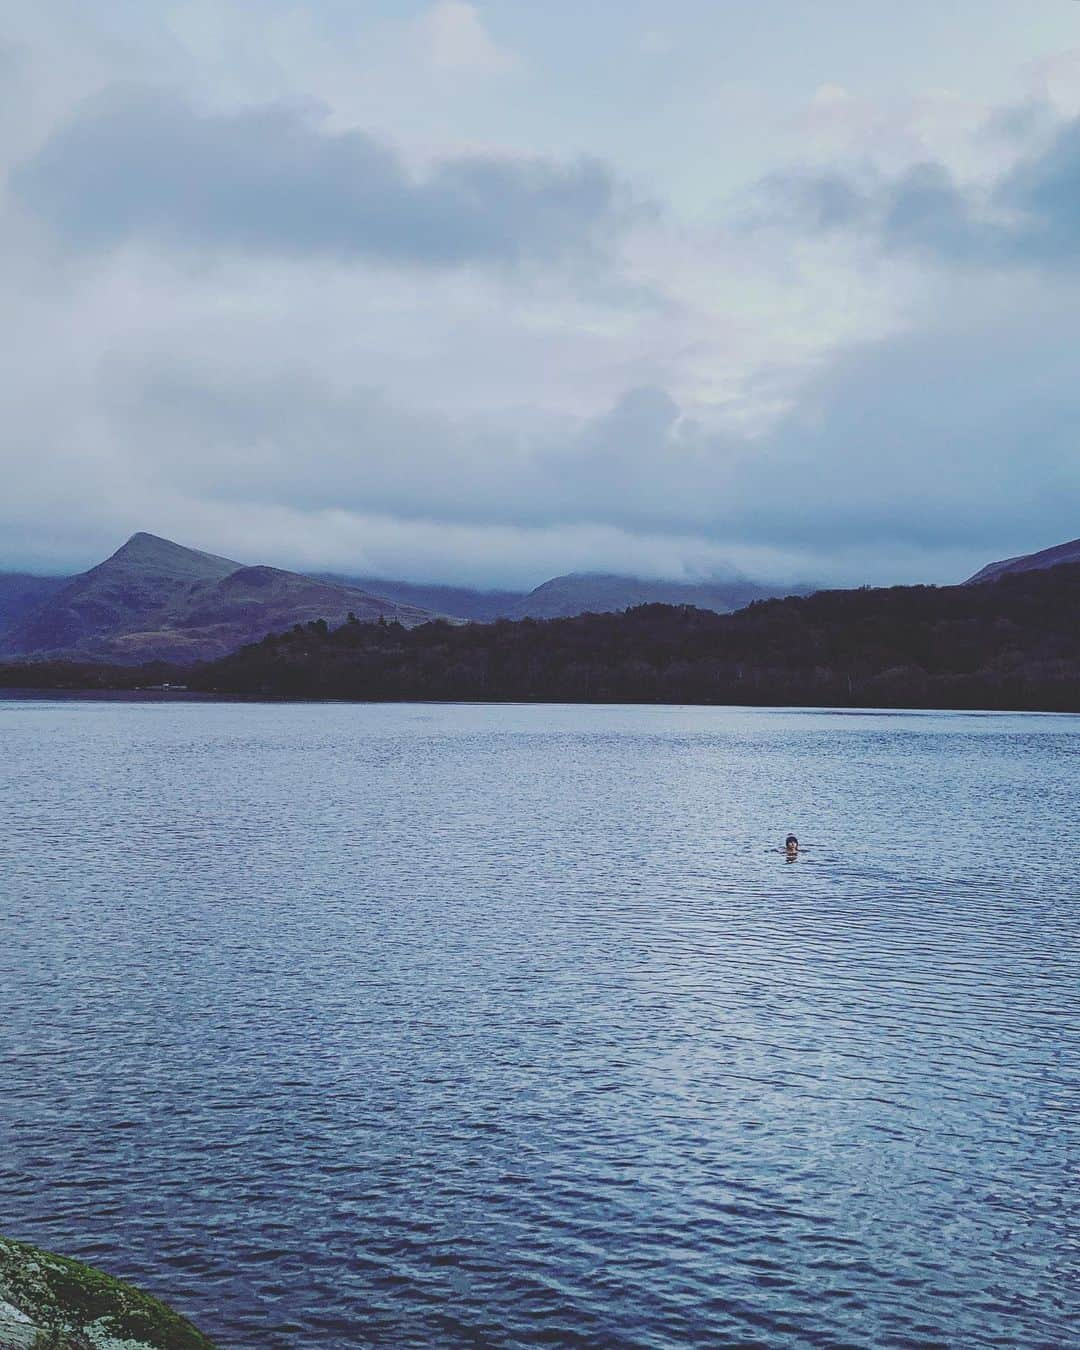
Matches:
[0,699,1077,1347]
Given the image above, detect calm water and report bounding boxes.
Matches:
[0,699,1077,1348]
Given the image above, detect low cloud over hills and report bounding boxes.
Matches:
[506,572,795,620]
[332,570,799,622]
[0,531,792,664]
[3,529,1075,667]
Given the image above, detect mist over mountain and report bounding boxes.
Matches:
[321,576,525,623]
[0,533,807,663]
[3,529,1076,667]
[505,572,797,620]
[0,532,434,663]
[327,569,799,622]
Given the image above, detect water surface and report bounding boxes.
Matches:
[1,700,1077,1347]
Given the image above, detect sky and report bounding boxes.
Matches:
[2,2,1080,587]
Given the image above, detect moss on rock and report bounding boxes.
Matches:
[0,1237,215,1350]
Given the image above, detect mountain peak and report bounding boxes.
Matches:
[122,531,181,554]
[100,532,243,581]
[0,532,437,661]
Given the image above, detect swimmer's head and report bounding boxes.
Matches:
[785,834,798,850]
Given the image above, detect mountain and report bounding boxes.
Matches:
[6,534,243,656]
[320,570,794,622]
[321,575,525,622]
[0,573,69,635]
[506,571,795,620]
[967,536,1080,584]
[0,540,798,662]
[8,562,1080,712]
[0,532,435,663]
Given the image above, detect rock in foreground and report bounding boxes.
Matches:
[0,1236,214,1350]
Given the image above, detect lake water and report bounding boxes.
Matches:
[0,699,1077,1348]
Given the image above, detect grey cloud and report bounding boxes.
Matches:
[754,169,868,232]
[581,386,682,450]
[92,298,1079,572]
[879,162,983,259]
[999,119,1080,260]
[759,111,1080,268]
[738,317,1080,553]
[11,87,632,268]
[756,160,988,262]
[979,100,1057,146]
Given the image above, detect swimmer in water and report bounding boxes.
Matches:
[785,834,799,859]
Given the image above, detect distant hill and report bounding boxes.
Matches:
[507,571,798,619]
[967,536,1080,584]
[0,532,435,663]
[0,573,69,634]
[322,575,525,622]
[322,569,797,622]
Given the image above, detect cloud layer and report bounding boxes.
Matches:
[0,3,1078,590]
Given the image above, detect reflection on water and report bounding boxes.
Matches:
[0,700,1077,1348]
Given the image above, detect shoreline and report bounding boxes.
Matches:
[0,687,1077,716]
[0,1235,214,1349]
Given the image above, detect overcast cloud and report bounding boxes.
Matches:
[1,2,1079,587]
[758,107,1080,268]
[15,87,632,269]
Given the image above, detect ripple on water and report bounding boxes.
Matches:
[0,700,1077,1348]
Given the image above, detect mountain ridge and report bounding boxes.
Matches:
[505,570,796,619]
[6,528,1077,663]
[35,561,1064,714]
[320,574,525,622]
[326,568,802,621]
[966,535,1080,584]
[0,532,435,663]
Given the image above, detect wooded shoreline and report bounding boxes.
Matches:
[2,564,1078,714]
